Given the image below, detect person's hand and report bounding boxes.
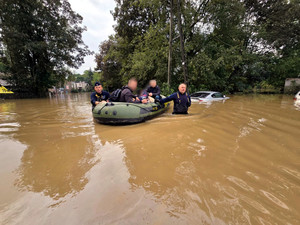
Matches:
[136,97,140,101]
[95,101,100,105]
[142,99,148,104]
[149,93,153,96]
[101,100,106,103]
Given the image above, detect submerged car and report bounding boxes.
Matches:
[294,91,300,108]
[293,91,300,102]
[190,91,229,102]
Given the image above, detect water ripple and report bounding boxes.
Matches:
[260,190,289,210]
[226,176,255,192]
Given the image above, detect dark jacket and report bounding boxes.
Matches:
[91,91,110,107]
[161,91,191,114]
[120,86,140,103]
[146,85,161,98]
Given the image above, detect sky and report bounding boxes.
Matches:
[68,0,116,74]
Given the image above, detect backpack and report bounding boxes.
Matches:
[109,86,128,102]
[109,89,122,102]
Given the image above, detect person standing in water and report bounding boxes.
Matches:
[91,82,110,109]
[160,83,191,114]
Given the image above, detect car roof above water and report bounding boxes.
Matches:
[192,91,219,94]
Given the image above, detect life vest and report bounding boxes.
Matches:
[174,92,189,114]
[176,92,190,104]
[95,92,107,101]
[95,93,101,101]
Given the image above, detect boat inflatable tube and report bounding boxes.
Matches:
[93,101,170,125]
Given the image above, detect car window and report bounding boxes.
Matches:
[191,93,210,98]
[212,93,223,98]
[190,93,200,97]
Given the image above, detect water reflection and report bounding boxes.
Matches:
[193,99,229,108]
[95,125,227,224]
[0,101,16,113]
[95,125,247,223]
[14,134,97,200]
[94,95,300,224]
[96,125,245,223]
[1,94,101,202]
[0,94,299,225]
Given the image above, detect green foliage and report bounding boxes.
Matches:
[0,62,8,73]
[253,81,280,94]
[95,0,300,94]
[0,0,91,96]
[74,74,86,82]
[68,70,103,92]
[95,37,123,91]
[127,25,169,87]
[91,72,101,86]
[0,46,9,73]
[160,82,176,96]
[84,69,94,87]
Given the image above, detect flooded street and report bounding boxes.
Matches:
[0,93,299,225]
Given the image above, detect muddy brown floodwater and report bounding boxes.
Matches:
[0,93,299,225]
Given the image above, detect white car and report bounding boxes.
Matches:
[294,91,300,105]
[190,91,229,103]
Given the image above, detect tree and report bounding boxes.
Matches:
[85,68,93,87]
[0,0,91,96]
[167,0,174,86]
[91,71,101,86]
[176,0,188,84]
[244,0,300,87]
[95,0,300,94]
[95,37,123,91]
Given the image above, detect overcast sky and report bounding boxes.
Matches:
[68,0,116,74]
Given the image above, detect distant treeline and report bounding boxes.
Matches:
[0,0,300,97]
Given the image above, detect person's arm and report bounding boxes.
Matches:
[124,91,138,103]
[91,93,97,106]
[146,86,151,93]
[146,86,154,96]
[160,93,176,104]
[187,94,191,107]
[104,92,110,101]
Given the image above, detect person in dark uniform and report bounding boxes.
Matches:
[146,80,161,100]
[91,82,110,109]
[160,83,191,114]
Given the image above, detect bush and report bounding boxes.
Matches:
[160,83,175,96]
[253,81,280,93]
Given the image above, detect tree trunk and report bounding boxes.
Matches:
[167,0,173,86]
[176,0,188,84]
